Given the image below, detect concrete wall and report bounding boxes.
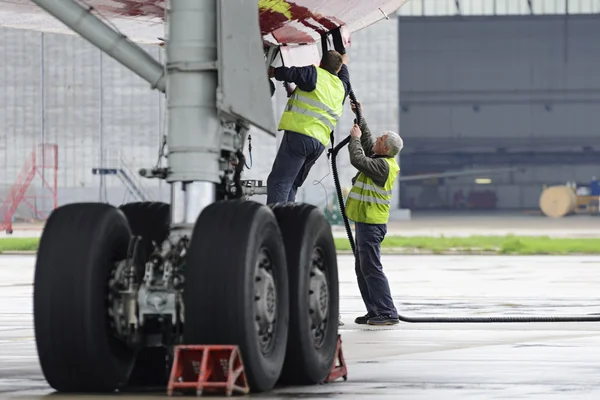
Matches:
[397,14,600,209]
[0,18,401,219]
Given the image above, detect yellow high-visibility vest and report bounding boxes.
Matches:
[278,66,345,147]
[345,157,400,224]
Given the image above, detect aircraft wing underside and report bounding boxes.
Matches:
[0,0,165,44]
[0,0,409,46]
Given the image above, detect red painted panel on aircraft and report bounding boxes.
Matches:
[257,0,408,44]
[90,0,407,44]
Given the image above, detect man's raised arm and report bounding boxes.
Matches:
[337,54,350,101]
[348,124,390,187]
[268,65,317,92]
[351,102,375,158]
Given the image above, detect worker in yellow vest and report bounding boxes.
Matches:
[344,102,403,326]
[265,50,350,204]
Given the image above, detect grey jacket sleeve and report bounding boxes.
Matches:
[348,119,389,188]
[357,118,375,158]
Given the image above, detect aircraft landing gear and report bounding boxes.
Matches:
[30,0,341,395]
[33,199,340,394]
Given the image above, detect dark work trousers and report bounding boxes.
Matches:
[266,130,325,204]
[354,222,398,318]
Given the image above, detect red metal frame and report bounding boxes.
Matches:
[0,143,58,233]
[325,334,348,383]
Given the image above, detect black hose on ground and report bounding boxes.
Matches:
[396,314,600,323]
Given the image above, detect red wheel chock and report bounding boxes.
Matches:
[167,345,250,397]
[325,334,347,383]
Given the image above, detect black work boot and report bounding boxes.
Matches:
[355,312,376,325]
[367,314,400,326]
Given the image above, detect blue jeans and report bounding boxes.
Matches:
[266,130,325,204]
[355,222,398,318]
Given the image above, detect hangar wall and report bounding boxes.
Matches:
[0,27,167,220]
[0,17,399,220]
[397,14,600,210]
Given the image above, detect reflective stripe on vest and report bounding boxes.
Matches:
[353,181,393,197]
[288,92,342,122]
[345,157,400,225]
[347,192,391,205]
[284,93,340,131]
[277,67,345,147]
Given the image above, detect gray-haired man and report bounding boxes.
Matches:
[344,102,403,326]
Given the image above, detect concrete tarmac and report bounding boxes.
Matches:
[2,254,600,399]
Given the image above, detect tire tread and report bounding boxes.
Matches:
[34,203,134,392]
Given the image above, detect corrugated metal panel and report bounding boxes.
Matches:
[0,27,165,216]
[43,33,101,190]
[0,28,42,189]
[100,44,162,180]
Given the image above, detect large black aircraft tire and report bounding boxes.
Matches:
[271,203,340,385]
[34,203,136,392]
[183,200,289,393]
